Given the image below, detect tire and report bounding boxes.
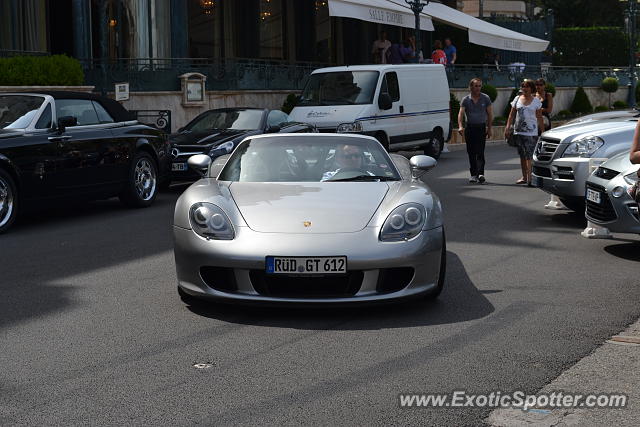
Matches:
[425,229,446,299]
[158,179,172,192]
[424,130,444,160]
[375,133,390,151]
[119,151,158,208]
[0,168,18,234]
[559,197,585,213]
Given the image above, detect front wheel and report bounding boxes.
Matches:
[425,229,446,299]
[424,131,444,160]
[119,152,158,208]
[0,169,18,234]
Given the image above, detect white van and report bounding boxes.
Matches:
[289,64,451,158]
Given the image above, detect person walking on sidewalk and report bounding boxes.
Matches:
[458,78,493,184]
[505,79,543,186]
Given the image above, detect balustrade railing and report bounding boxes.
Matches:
[79,58,639,92]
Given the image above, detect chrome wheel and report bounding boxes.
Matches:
[0,175,14,228]
[134,158,156,201]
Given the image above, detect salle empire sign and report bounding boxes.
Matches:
[369,8,404,25]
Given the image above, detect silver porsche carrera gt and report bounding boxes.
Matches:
[173,133,445,305]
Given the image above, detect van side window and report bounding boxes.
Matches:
[384,72,400,102]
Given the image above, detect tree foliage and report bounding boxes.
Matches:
[534,0,624,28]
[553,27,628,66]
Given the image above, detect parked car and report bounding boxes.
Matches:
[585,152,640,234]
[173,133,445,305]
[531,117,637,212]
[289,64,451,158]
[0,91,170,233]
[168,108,317,184]
[564,109,638,126]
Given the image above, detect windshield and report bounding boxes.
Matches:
[299,71,379,106]
[218,136,400,182]
[184,109,264,132]
[0,95,45,129]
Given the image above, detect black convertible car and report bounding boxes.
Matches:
[168,107,316,182]
[0,91,170,233]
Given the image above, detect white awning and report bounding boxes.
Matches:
[419,1,549,52]
[328,0,434,31]
[328,0,549,53]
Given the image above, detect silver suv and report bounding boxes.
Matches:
[532,117,637,211]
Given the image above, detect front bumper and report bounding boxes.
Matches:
[173,225,444,305]
[585,176,640,233]
[532,157,599,198]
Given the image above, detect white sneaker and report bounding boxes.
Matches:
[469,176,478,183]
[478,175,486,184]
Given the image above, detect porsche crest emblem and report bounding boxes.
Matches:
[303,221,312,228]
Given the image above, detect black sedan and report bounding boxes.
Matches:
[168,108,316,182]
[0,91,170,233]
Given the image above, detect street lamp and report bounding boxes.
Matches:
[405,0,430,62]
[622,0,638,107]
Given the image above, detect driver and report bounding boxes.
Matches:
[321,144,374,181]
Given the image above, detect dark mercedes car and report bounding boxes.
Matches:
[0,91,170,233]
[168,108,316,182]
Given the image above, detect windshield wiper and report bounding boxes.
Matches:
[327,175,399,182]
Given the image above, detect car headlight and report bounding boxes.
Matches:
[379,203,426,241]
[209,141,234,157]
[336,121,363,133]
[189,202,235,240]
[562,136,604,158]
[623,170,639,185]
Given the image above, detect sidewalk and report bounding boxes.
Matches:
[486,318,640,426]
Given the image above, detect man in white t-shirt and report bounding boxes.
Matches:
[372,31,391,64]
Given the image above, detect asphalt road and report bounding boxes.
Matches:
[1,144,639,426]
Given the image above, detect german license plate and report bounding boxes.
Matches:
[265,256,347,274]
[586,188,601,204]
[172,162,187,172]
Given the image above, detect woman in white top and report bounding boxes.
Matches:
[505,79,543,185]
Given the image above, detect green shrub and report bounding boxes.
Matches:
[450,92,460,125]
[281,93,299,114]
[553,27,628,66]
[613,100,629,109]
[601,77,619,93]
[594,105,609,112]
[492,116,506,126]
[570,87,593,114]
[481,84,497,102]
[545,83,556,97]
[554,109,574,120]
[0,55,84,86]
[503,88,519,118]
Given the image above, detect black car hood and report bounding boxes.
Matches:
[169,129,261,147]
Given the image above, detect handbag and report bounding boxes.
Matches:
[506,127,517,147]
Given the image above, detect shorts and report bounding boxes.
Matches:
[514,134,537,159]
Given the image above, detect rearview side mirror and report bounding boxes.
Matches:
[187,154,212,177]
[378,93,393,111]
[409,155,437,179]
[57,116,77,133]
